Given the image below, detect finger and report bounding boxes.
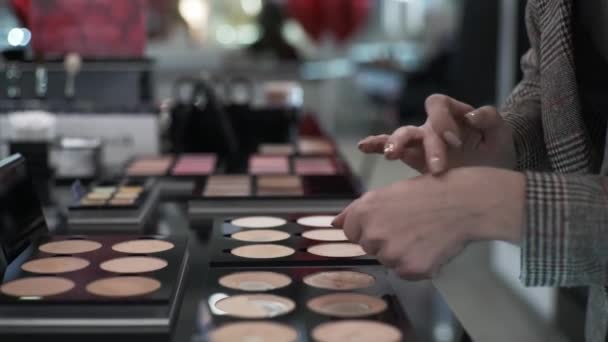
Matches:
[422,129,447,175]
[384,126,424,160]
[425,94,474,146]
[342,201,364,243]
[400,147,427,173]
[331,197,360,228]
[357,135,389,154]
[464,106,503,132]
[359,239,382,256]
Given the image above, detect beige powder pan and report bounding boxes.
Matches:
[21,257,90,274]
[231,229,290,243]
[301,229,347,242]
[307,243,366,258]
[230,216,287,229]
[303,270,376,290]
[39,240,102,255]
[112,239,174,254]
[211,321,298,342]
[296,215,335,228]
[231,244,295,259]
[100,256,168,274]
[219,271,292,291]
[307,293,387,318]
[215,294,295,318]
[1,277,75,297]
[312,320,402,342]
[86,276,161,297]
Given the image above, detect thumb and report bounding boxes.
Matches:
[464,106,503,133]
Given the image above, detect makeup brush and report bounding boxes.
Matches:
[64,52,82,99]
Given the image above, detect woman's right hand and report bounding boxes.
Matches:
[358,94,517,174]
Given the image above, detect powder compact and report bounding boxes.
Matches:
[67,178,160,231]
[0,155,189,342]
[208,215,377,267]
[200,266,412,341]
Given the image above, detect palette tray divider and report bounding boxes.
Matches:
[208,216,379,268]
[199,265,417,341]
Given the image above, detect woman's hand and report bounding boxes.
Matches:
[332,167,525,280]
[358,94,516,174]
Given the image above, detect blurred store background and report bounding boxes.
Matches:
[0,1,579,341]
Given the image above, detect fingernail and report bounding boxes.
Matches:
[357,141,364,149]
[429,156,442,174]
[465,111,478,124]
[383,143,395,154]
[443,131,462,148]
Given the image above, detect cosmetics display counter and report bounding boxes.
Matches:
[0,154,468,341]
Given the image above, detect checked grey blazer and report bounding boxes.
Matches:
[501,0,608,341]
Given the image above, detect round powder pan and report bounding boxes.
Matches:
[219,271,292,291]
[1,277,75,297]
[301,229,347,242]
[303,270,376,290]
[214,294,296,318]
[39,239,102,255]
[231,244,295,259]
[296,215,335,228]
[312,320,402,342]
[306,243,366,258]
[86,276,161,298]
[211,322,298,342]
[307,293,387,318]
[231,229,290,243]
[21,257,90,274]
[230,216,287,229]
[112,238,174,254]
[100,256,168,274]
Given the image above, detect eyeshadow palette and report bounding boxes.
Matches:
[247,155,344,176]
[0,235,189,341]
[197,266,414,341]
[125,154,218,177]
[208,215,378,267]
[193,174,360,199]
[67,179,160,231]
[70,178,155,210]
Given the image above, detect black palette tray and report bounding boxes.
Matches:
[209,215,378,267]
[0,234,188,304]
[200,266,416,341]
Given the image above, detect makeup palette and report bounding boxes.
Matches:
[200,266,414,341]
[0,155,190,341]
[248,155,343,176]
[194,174,359,200]
[125,154,217,177]
[208,215,378,267]
[298,136,336,156]
[67,178,160,231]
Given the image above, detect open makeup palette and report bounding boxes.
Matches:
[199,266,413,341]
[67,178,160,231]
[125,154,218,178]
[0,155,189,342]
[208,215,378,267]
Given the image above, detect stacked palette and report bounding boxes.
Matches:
[200,215,412,341]
[248,155,342,176]
[209,215,374,266]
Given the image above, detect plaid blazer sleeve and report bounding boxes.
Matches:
[501,1,552,172]
[521,172,608,287]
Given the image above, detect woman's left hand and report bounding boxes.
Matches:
[332,167,525,280]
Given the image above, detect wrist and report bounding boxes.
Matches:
[453,167,525,243]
